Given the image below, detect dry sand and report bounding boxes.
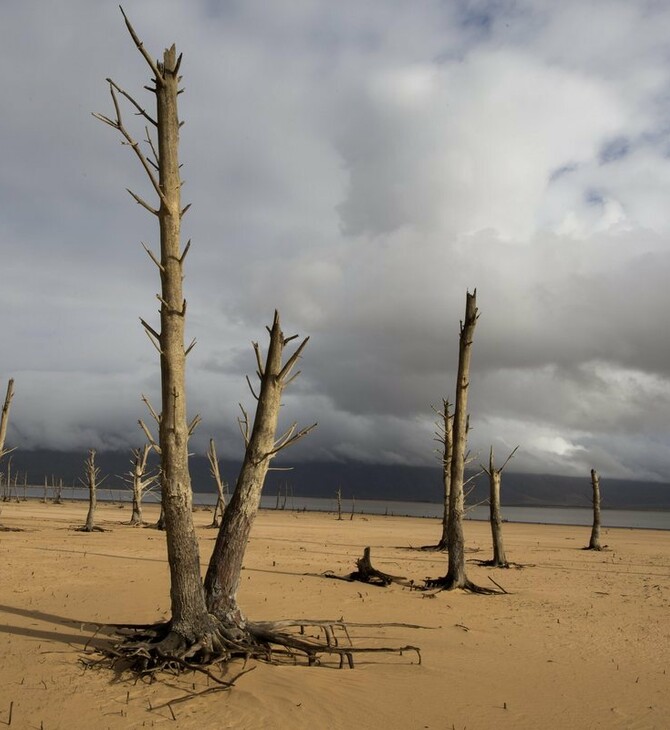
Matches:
[0,500,668,729]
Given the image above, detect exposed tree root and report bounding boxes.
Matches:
[0,525,24,532]
[324,547,414,588]
[418,541,448,552]
[470,558,525,569]
[582,544,608,551]
[421,575,502,595]
[416,543,480,553]
[83,615,424,680]
[75,525,108,533]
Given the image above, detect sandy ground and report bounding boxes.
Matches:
[0,500,668,730]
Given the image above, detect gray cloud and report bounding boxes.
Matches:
[2,1,670,481]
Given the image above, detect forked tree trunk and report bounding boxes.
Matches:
[204,312,314,625]
[129,444,153,526]
[587,468,602,550]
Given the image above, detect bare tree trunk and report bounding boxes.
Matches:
[78,449,104,532]
[2,458,10,502]
[427,291,494,592]
[0,379,15,462]
[129,444,154,526]
[336,486,342,520]
[95,13,211,644]
[207,439,227,528]
[54,477,63,505]
[482,446,517,568]
[154,45,209,641]
[422,398,452,551]
[587,468,602,550]
[438,399,453,549]
[444,292,478,587]
[204,312,314,626]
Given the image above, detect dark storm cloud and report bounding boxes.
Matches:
[2,1,670,480]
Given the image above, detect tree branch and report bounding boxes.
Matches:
[278,336,309,382]
[119,6,164,85]
[141,394,161,424]
[141,241,164,272]
[108,78,157,126]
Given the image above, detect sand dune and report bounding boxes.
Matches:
[0,501,668,729]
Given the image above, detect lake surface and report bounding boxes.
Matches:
[14,485,670,531]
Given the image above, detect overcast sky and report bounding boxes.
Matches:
[2,1,670,480]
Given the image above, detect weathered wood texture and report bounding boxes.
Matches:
[588,468,602,550]
[443,291,479,586]
[205,312,314,624]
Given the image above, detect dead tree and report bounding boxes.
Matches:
[1,458,10,502]
[204,311,316,626]
[0,379,15,465]
[207,438,228,528]
[425,290,496,594]
[421,399,453,551]
[138,396,166,531]
[91,11,422,675]
[479,445,518,568]
[0,382,15,529]
[95,9,213,650]
[77,449,106,532]
[336,486,343,520]
[326,546,410,587]
[53,476,64,504]
[585,468,604,550]
[125,444,157,526]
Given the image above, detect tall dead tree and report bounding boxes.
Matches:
[480,445,518,568]
[207,438,228,528]
[204,312,316,625]
[426,290,494,593]
[586,468,603,550]
[95,9,213,648]
[92,11,421,675]
[77,449,106,532]
[0,379,15,464]
[126,444,156,526]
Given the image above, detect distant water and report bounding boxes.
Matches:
[13,485,669,531]
[256,496,670,531]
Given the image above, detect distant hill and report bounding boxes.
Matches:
[6,449,670,510]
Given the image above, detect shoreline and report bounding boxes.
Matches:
[4,492,669,531]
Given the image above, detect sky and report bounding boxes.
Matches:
[2,0,670,481]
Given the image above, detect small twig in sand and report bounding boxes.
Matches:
[488,576,508,594]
